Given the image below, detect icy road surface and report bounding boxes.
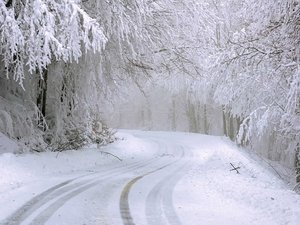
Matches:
[0,130,300,225]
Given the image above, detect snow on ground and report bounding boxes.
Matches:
[172,134,300,225]
[0,130,299,225]
[0,131,155,192]
[0,132,19,154]
[0,131,159,222]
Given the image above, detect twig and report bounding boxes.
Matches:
[255,155,284,180]
[293,183,300,192]
[99,151,122,161]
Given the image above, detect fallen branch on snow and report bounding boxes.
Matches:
[230,163,240,174]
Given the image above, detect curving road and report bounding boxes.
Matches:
[0,132,191,225]
[1,130,300,225]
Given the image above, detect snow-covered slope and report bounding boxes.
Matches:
[0,130,299,225]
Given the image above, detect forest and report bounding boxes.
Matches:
[0,0,299,185]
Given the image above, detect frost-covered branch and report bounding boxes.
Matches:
[0,0,107,87]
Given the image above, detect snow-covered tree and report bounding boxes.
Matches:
[208,0,300,181]
[0,0,108,150]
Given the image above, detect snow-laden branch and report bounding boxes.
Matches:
[0,0,107,87]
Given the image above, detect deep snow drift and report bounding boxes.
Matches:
[0,130,299,225]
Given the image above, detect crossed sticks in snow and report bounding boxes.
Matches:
[230,163,240,174]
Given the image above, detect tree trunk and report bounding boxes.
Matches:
[222,106,227,136]
[229,115,234,140]
[203,104,208,134]
[171,96,176,131]
[186,100,197,133]
[36,69,48,130]
[295,143,300,183]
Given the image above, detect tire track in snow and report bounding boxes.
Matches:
[119,148,185,225]
[0,158,156,225]
[0,177,84,225]
[145,162,190,225]
[120,163,174,225]
[27,159,159,225]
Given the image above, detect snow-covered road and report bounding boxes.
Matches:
[0,130,300,225]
